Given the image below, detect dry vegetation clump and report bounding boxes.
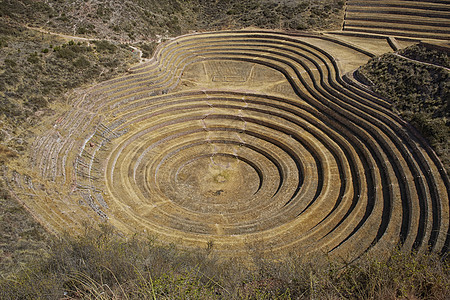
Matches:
[0,145,16,163]
[357,43,450,173]
[0,224,448,299]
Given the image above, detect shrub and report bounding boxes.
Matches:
[73,56,91,69]
[27,52,39,64]
[138,42,157,58]
[76,24,96,35]
[93,40,117,53]
[0,145,17,162]
[55,47,77,60]
[4,58,17,68]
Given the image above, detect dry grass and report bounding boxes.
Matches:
[0,179,49,276]
[0,224,448,299]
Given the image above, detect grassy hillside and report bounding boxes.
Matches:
[0,18,139,277]
[0,19,139,153]
[0,179,49,276]
[1,0,344,41]
[1,224,448,299]
[357,43,450,174]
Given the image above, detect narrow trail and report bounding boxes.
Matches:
[394,52,450,71]
[26,25,148,63]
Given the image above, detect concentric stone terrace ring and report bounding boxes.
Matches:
[107,92,339,238]
[6,31,449,260]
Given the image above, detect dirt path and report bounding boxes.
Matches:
[26,25,147,63]
[394,52,450,71]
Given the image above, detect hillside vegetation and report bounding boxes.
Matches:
[1,224,448,299]
[0,18,139,278]
[358,43,450,173]
[0,19,139,155]
[1,0,344,40]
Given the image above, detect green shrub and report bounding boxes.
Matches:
[138,41,157,58]
[408,113,448,146]
[27,52,39,64]
[4,58,17,68]
[55,47,77,60]
[73,56,91,69]
[25,96,47,109]
[93,40,117,53]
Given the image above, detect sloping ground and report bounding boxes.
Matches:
[3,31,449,261]
[343,0,450,40]
[352,42,450,177]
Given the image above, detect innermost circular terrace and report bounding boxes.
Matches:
[171,154,261,212]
